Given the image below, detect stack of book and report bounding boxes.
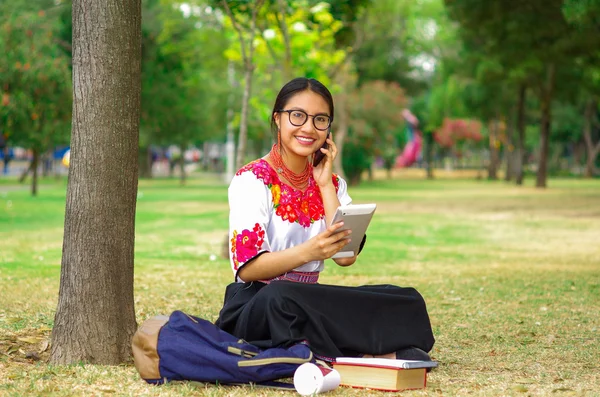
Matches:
[332,357,438,392]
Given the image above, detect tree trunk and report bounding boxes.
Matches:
[179,144,186,185]
[504,112,515,181]
[333,95,348,178]
[583,98,600,177]
[51,0,141,365]
[225,0,264,171]
[332,61,352,180]
[276,0,292,83]
[333,89,348,179]
[224,61,236,182]
[169,156,176,177]
[31,149,39,196]
[235,65,253,170]
[19,159,33,183]
[515,84,527,186]
[536,64,556,188]
[478,148,486,179]
[487,119,499,180]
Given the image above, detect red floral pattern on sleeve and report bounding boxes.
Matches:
[230,223,265,270]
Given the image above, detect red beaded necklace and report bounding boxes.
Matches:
[268,143,312,190]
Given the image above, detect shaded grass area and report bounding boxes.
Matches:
[1,174,599,396]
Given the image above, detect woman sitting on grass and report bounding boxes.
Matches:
[215,77,435,362]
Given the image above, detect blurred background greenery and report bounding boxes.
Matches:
[1,2,600,393]
[1,0,599,192]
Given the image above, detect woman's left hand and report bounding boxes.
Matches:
[333,255,357,267]
[313,134,336,187]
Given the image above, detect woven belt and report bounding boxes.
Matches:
[263,271,319,284]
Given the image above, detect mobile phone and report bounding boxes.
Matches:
[313,132,330,167]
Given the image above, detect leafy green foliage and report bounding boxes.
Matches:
[354,0,447,97]
[443,0,600,184]
[562,0,600,30]
[2,0,597,182]
[312,0,371,48]
[341,128,371,185]
[141,0,230,149]
[220,1,350,155]
[0,1,72,151]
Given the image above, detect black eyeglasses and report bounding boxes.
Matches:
[278,109,331,131]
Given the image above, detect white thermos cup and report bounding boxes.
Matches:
[293,362,341,395]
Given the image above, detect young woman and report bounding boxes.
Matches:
[215,77,435,362]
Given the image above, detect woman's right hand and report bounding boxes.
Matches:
[305,221,352,261]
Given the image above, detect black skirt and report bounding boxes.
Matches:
[215,281,435,361]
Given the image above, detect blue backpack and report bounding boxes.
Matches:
[132,310,314,386]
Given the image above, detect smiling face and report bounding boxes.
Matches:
[274,89,331,162]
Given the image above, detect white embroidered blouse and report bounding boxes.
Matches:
[228,159,352,282]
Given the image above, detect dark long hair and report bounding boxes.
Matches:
[270,77,334,138]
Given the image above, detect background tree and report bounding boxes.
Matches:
[346,81,407,182]
[445,0,600,187]
[562,0,600,177]
[246,2,347,156]
[354,0,438,96]
[217,1,369,175]
[51,0,141,364]
[0,1,72,195]
[352,0,450,181]
[221,0,265,170]
[140,0,229,182]
[582,97,600,176]
[319,0,370,178]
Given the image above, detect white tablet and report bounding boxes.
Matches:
[330,203,377,259]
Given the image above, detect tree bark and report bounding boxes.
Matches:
[236,65,254,170]
[51,0,141,365]
[331,60,353,180]
[223,0,264,170]
[276,0,292,82]
[583,98,600,177]
[536,64,556,188]
[515,84,527,185]
[333,87,348,179]
[179,144,186,185]
[18,160,33,184]
[487,119,499,180]
[31,149,39,196]
[504,112,515,181]
[224,61,237,182]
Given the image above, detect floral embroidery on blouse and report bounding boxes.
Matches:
[231,223,265,270]
[236,159,340,227]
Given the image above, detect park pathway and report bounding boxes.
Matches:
[0,185,28,193]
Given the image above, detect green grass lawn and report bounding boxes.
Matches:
[1,173,599,396]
